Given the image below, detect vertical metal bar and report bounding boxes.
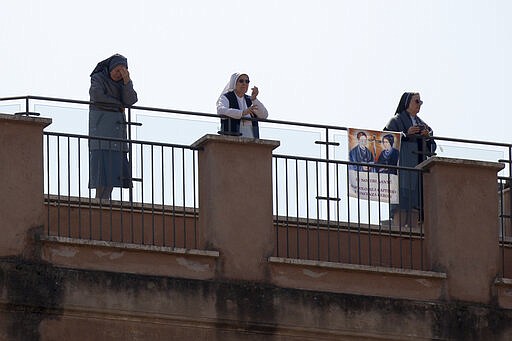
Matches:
[182,148,187,248]
[161,146,166,247]
[356,169,362,264]
[128,107,133,203]
[501,177,506,277]
[377,171,382,266]
[46,134,50,236]
[172,147,176,248]
[366,168,371,266]
[78,137,82,239]
[285,158,290,257]
[274,157,280,257]
[327,161,331,262]
[346,165,351,263]
[119,149,124,243]
[295,159,300,258]
[388,171,393,267]
[88,139,93,241]
[315,161,320,261]
[151,144,155,245]
[67,136,71,238]
[193,149,198,249]
[305,160,310,260]
[57,136,61,236]
[420,170,424,270]
[336,163,341,262]
[140,143,145,244]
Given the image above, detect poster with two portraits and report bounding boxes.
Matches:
[347,128,402,204]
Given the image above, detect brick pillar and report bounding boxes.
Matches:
[0,114,52,256]
[421,157,503,303]
[192,134,280,282]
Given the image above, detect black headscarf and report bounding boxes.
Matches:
[395,92,418,115]
[382,133,394,146]
[90,54,128,76]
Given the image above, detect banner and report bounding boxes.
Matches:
[347,128,402,204]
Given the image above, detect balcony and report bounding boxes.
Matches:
[2,96,512,340]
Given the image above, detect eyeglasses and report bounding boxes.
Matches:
[415,99,424,105]
[238,79,250,84]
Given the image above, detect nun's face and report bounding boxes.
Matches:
[358,135,368,148]
[407,93,423,115]
[235,74,250,96]
[383,138,392,151]
[110,65,126,82]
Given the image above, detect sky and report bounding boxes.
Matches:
[1,0,511,144]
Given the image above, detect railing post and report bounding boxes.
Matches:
[192,134,280,281]
[420,157,503,303]
[0,113,51,257]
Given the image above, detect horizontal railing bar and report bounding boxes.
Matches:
[273,153,422,172]
[316,196,341,202]
[4,95,512,149]
[43,131,198,150]
[1,95,348,130]
[315,141,340,146]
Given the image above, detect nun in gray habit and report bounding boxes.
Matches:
[88,54,138,199]
[384,92,436,215]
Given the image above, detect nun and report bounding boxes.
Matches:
[88,54,138,199]
[384,92,436,220]
[216,72,268,138]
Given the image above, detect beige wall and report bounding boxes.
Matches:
[0,114,51,257]
[3,124,512,339]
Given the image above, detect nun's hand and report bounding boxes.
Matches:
[251,86,259,100]
[420,128,430,137]
[119,67,131,85]
[407,126,421,135]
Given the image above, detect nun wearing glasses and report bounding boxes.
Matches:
[216,72,268,138]
[384,92,436,221]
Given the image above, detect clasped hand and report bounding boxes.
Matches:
[407,125,430,136]
[242,104,259,117]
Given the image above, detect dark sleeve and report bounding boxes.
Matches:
[384,117,400,132]
[120,80,138,107]
[89,73,123,108]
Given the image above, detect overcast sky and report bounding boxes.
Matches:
[1,0,511,144]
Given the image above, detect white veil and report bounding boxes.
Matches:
[218,72,247,99]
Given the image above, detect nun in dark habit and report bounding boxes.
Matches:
[384,92,436,216]
[88,54,138,199]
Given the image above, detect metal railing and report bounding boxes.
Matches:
[2,95,512,273]
[44,131,199,249]
[273,154,425,270]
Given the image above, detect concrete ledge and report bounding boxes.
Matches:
[0,112,52,127]
[495,278,512,309]
[269,256,446,301]
[191,133,280,149]
[419,156,504,172]
[40,236,219,280]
